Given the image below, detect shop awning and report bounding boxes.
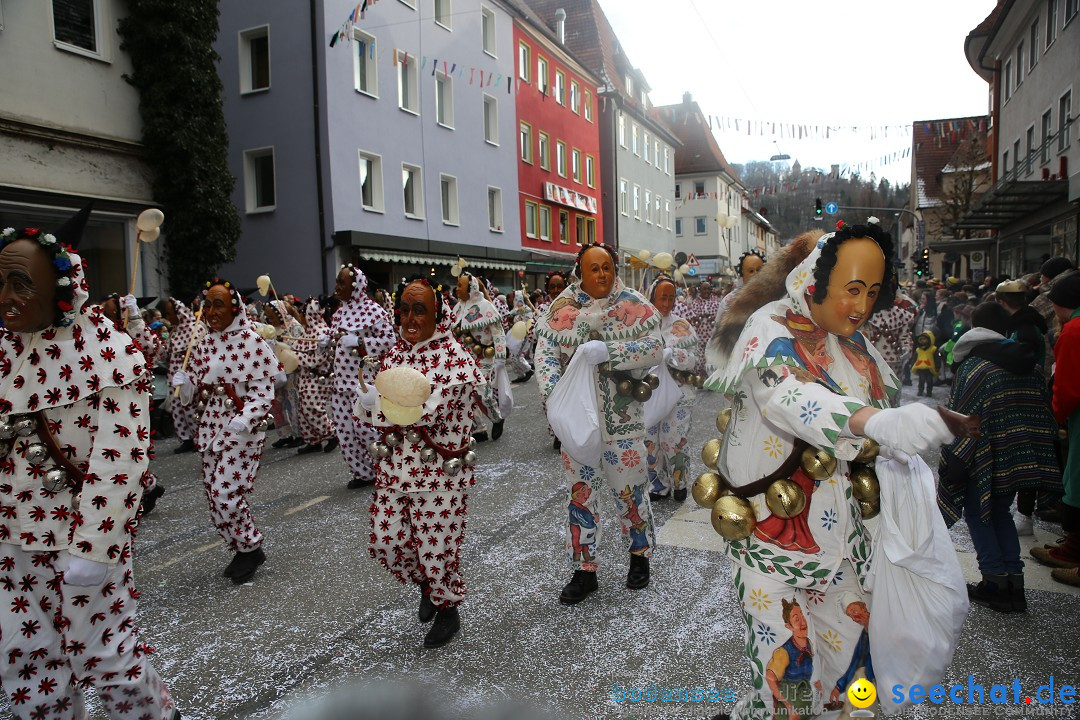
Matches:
[927,236,996,252]
[359,250,525,272]
[954,178,1068,230]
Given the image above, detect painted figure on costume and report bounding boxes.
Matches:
[453,272,507,442]
[831,594,874,707]
[528,271,570,451]
[568,481,598,563]
[765,599,821,720]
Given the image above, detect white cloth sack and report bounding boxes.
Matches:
[506,333,524,357]
[866,452,969,715]
[546,351,602,466]
[494,363,514,418]
[643,365,682,429]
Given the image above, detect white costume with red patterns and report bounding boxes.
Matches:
[183,301,280,553]
[293,299,334,446]
[326,270,395,484]
[165,299,199,444]
[363,298,485,609]
[453,276,506,434]
[0,246,175,719]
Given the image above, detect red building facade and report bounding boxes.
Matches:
[513,20,602,260]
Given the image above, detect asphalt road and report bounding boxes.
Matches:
[2,377,1076,720]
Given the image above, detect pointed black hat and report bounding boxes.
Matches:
[55,201,95,250]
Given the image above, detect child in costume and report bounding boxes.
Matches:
[912,330,938,396]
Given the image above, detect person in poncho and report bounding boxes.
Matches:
[708,251,767,372]
[0,213,178,719]
[164,296,200,455]
[534,244,664,604]
[644,274,699,502]
[453,272,507,442]
[290,297,336,454]
[356,277,485,649]
[528,271,569,450]
[683,280,722,376]
[704,221,958,720]
[172,279,281,585]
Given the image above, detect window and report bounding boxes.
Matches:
[1016,42,1024,86]
[674,183,681,199]
[694,180,705,196]
[483,94,498,144]
[243,147,276,213]
[655,195,662,226]
[571,149,581,183]
[619,179,628,215]
[524,201,538,238]
[402,164,424,218]
[584,90,593,121]
[440,174,459,225]
[434,0,451,29]
[1060,91,1072,151]
[488,187,503,231]
[586,217,596,244]
[556,141,566,177]
[435,71,454,128]
[538,132,550,170]
[664,147,671,174]
[518,42,530,81]
[585,155,595,187]
[1047,0,1058,46]
[575,216,586,245]
[654,140,661,168]
[1068,0,1079,23]
[358,150,384,211]
[520,122,533,163]
[694,216,707,235]
[538,205,551,240]
[618,115,626,147]
[1013,139,1021,172]
[643,132,650,163]
[52,0,103,57]
[1042,109,1053,162]
[1004,60,1012,102]
[632,185,640,219]
[1003,149,1010,174]
[675,217,683,236]
[554,70,565,105]
[239,25,270,93]
[625,74,634,97]
[353,28,377,96]
[537,56,549,95]
[644,190,652,224]
[1026,125,1036,172]
[664,199,672,229]
[559,210,569,244]
[1030,20,1039,67]
[632,124,639,156]
[397,50,418,113]
[481,6,496,56]
[570,81,580,114]
[399,0,416,7]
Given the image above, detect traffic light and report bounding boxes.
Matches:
[815,198,823,217]
[915,247,930,277]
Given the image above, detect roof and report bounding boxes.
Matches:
[965,0,1012,81]
[655,99,743,184]
[911,115,988,209]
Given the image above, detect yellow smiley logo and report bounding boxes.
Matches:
[847,678,876,708]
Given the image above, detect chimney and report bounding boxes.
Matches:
[682,91,693,105]
[555,8,566,44]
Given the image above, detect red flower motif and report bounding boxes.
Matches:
[807,284,816,294]
[621,449,641,467]
[57,301,73,311]
[836,220,845,231]
[25,228,40,237]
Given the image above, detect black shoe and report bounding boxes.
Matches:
[553,438,561,451]
[296,442,322,455]
[423,607,460,648]
[347,477,374,490]
[323,437,339,453]
[673,487,688,502]
[1008,573,1027,612]
[709,714,730,720]
[271,436,293,449]
[141,484,166,515]
[627,554,650,590]
[172,709,181,720]
[230,547,266,584]
[491,421,505,441]
[419,584,437,623]
[173,439,196,454]
[559,570,598,605]
[285,436,305,448]
[649,491,669,502]
[473,431,489,443]
[967,574,1011,613]
[511,370,534,384]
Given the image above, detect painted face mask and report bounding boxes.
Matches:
[809,237,885,338]
[579,246,615,300]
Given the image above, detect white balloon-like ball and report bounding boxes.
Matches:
[139,227,161,243]
[716,213,728,226]
[450,266,462,277]
[256,275,272,295]
[136,208,165,232]
[637,249,652,260]
[653,252,674,270]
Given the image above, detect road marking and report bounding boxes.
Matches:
[283,495,330,516]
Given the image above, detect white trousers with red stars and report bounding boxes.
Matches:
[0,544,174,720]
[295,373,333,446]
[201,437,265,553]
[330,389,377,483]
[368,488,469,609]
[168,395,196,443]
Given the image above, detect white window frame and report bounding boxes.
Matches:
[397,50,419,114]
[483,94,498,145]
[520,122,533,164]
[675,217,683,237]
[243,147,276,214]
[1042,108,1053,163]
[487,186,503,232]
[674,183,681,200]
[554,70,565,105]
[654,140,661,168]
[585,155,595,188]
[664,147,671,174]
[633,184,640,219]
[632,124,639,156]
[525,200,538,238]
[402,163,424,219]
[239,25,271,94]
[1026,124,1036,173]
[655,195,662,227]
[538,132,550,170]
[1030,20,1039,68]
[435,70,454,129]
[352,28,378,97]
[694,180,705,196]
[1004,59,1012,102]
[559,209,570,245]
[570,80,580,114]
[664,199,672,230]
[434,0,452,30]
[399,0,417,7]
[694,216,707,235]
[538,205,551,241]
[1059,90,1072,152]
[618,115,626,147]
[481,5,497,57]
[51,0,109,61]
[584,90,593,122]
[643,131,651,163]
[644,190,652,224]
[358,150,384,212]
[571,148,581,183]
[1016,41,1024,87]
[619,178,628,216]
[537,56,549,96]
[440,174,459,225]
[1047,0,1058,46]
[518,42,530,82]
[556,141,567,178]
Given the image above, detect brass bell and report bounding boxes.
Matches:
[701,438,723,469]
[484,346,496,359]
[632,382,652,402]
[443,458,463,476]
[0,422,15,440]
[849,465,880,503]
[692,471,727,509]
[765,479,806,519]
[376,443,392,458]
[716,408,732,435]
[0,441,11,458]
[14,418,37,437]
[597,361,612,375]
[256,419,270,432]
[328,372,336,380]
[616,378,635,397]
[858,498,880,519]
[645,374,660,390]
[200,389,210,401]
[215,385,227,395]
[42,468,68,493]
[462,450,478,467]
[419,447,438,463]
[367,441,379,455]
[800,446,837,482]
[196,402,206,412]
[589,330,602,341]
[473,345,484,357]
[695,375,705,388]
[405,429,422,445]
[710,495,756,541]
[350,347,361,357]
[25,442,49,465]
[224,397,236,410]
[384,432,403,448]
[854,438,880,464]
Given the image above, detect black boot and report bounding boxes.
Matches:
[141,484,165,515]
[285,436,305,448]
[271,436,293,449]
[559,570,598,605]
[423,606,460,648]
[323,437,339,453]
[1008,573,1027,612]
[967,573,1011,612]
[296,442,322,455]
[553,437,561,451]
[419,583,436,623]
[473,431,489,442]
[648,490,669,502]
[673,487,687,502]
[491,420,505,441]
[347,476,374,490]
[230,547,266,584]
[626,554,650,590]
[173,439,196,454]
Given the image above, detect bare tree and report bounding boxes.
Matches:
[928,131,991,241]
